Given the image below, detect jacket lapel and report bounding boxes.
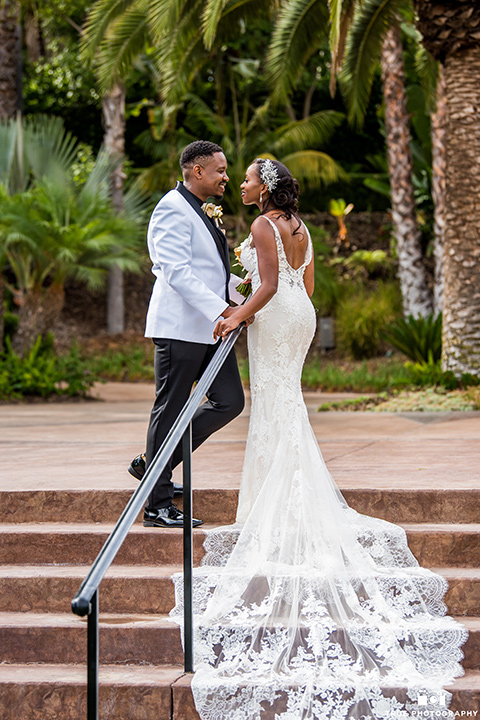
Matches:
[175,182,230,277]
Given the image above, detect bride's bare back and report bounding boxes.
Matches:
[263,212,308,270]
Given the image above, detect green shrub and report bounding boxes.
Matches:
[404,361,480,390]
[336,282,402,359]
[343,249,395,280]
[403,361,444,387]
[87,345,155,382]
[307,224,341,316]
[383,313,442,364]
[0,336,96,400]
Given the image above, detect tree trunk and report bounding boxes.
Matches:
[441,44,480,376]
[0,0,21,119]
[0,274,5,352]
[11,283,65,357]
[431,64,446,315]
[102,83,126,334]
[380,26,432,318]
[24,5,45,63]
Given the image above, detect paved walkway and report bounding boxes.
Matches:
[1,382,479,496]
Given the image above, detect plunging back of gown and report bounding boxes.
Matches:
[171,217,466,719]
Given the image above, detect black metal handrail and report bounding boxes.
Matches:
[72,324,244,719]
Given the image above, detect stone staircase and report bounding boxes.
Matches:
[0,486,479,719]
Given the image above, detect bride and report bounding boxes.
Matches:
[170,158,467,719]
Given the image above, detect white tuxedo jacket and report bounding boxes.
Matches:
[145,183,234,344]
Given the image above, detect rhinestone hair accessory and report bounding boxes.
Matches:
[259,159,279,193]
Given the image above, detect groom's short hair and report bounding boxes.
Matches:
[180,140,223,170]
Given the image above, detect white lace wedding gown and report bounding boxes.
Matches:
[171,217,467,719]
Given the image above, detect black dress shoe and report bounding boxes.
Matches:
[128,453,183,496]
[143,504,203,528]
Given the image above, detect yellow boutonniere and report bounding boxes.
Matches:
[202,202,224,227]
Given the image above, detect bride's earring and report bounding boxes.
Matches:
[259,192,263,203]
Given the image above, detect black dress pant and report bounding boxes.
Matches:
[145,338,244,509]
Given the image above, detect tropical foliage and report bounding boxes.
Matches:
[0,115,147,355]
[383,313,443,365]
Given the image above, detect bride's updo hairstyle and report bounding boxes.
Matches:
[253,158,301,234]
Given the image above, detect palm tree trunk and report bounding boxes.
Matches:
[0,274,5,352]
[0,0,21,119]
[380,25,432,318]
[441,44,480,375]
[431,64,446,315]
[103,82,126,334]
[11,283,65,357]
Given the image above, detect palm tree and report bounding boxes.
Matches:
[412,0,480,375]
[81,2,149,334]
[0,0,21,118]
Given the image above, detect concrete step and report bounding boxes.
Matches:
[0,564,178,615]
[0,564,478,616]
[0,523,207,566]
[0,611,183,666]
[401,522,480,567]
[0,613,478,671]
[2,487,480,525]
[0,664,478,720]
[172,671,480,719]
[0,521,478,568]
[0,663,183,720]
[430,567,480,617]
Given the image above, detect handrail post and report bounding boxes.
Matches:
[182,421,194,673]
[87,590,99,720]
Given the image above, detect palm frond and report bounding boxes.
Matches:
[220,0,274,28]
[202,0,229,49]
[281,149,348,187]
[328,0,355,96]
[147,0,191,41]
[78,149,118,213]
[266,0,329,104]
[95,8,149,89]
[123,178,151,222]
[414,39,438,113]
[0,118,18,192]
[340,0,405,128]
[272,110,344,155]
[156,6,209,103]
[185,94,231,138]
[81,0,138,63]
[23,116,79,183]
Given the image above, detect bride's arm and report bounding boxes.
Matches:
[304,255,314,297]
[213,217,278,339]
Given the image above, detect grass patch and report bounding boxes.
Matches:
[301,356,411,392]
[318,394,388,411]
[318,387,480,412]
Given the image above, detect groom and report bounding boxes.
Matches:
[133,140,245,529]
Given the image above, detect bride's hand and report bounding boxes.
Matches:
[214,310,243,341]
